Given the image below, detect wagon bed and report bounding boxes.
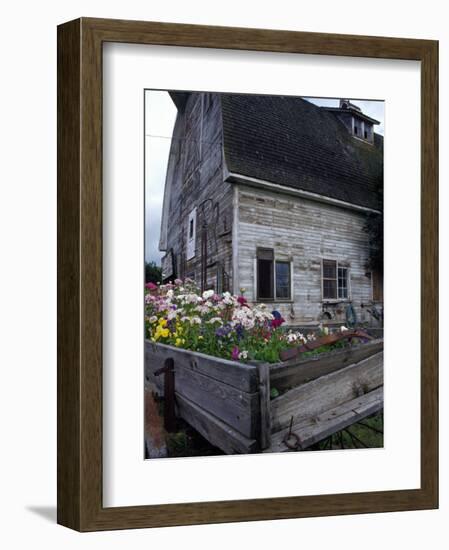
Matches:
[145,338,383,455]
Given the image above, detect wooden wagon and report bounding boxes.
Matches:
[145,338,383,455]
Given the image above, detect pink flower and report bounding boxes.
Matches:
[231,346,240,360]
[145,282,158,291]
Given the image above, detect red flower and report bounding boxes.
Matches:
[237,295,248,306]
[145,282,158,291]
[271,317,285,329]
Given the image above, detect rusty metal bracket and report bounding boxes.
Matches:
[283,431,302,451]
[154,357,176,432]
[280,329,374,362]
[283,416,303,450]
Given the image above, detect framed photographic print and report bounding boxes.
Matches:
[57,17,438,531]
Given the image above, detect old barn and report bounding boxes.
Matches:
[158,92,383,327]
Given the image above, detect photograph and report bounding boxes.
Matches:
[144,90,384,459]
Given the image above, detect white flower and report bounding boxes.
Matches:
[202,289,214,300]
[167,310,178,320]
[340,325,349,332]
[323,326,329,335]
[190,316,202,325]
[222,292,235,306]
[207,317,223,325]
[287,332,298,343]
[149,316,157,323]
[166,289,174,299]
[238,350,248,360]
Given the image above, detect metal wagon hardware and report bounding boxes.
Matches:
[145,337,383,455]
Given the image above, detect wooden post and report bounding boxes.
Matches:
[257,363,271,450]
[163,357,176,432]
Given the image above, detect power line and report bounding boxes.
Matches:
[145,133,222,147]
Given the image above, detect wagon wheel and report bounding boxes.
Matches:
[308,411,384,451]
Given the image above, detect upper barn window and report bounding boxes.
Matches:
[322,259,350,300]
[256,248,291,301]
[186,208,197,261]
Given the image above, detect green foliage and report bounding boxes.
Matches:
[363,211,383,272]
[145,261,162,284]
[270,387,280,399]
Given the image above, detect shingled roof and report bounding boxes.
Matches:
[220,94,383,211]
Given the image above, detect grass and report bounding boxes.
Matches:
[310,412,384,450]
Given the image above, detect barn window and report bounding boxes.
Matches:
[276,261,291,299]
[322,259,349,300]
[338,267,349,298]
[186,208,197,260]
[257,248,291,301]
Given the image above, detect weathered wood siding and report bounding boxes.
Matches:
[236,184,382,326]
[161,92,234,290]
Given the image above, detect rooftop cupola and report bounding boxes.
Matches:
[322,99,380,144]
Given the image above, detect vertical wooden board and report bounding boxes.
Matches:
[173,366,260,438]
[257,364,271,449]
[176,393,259,454]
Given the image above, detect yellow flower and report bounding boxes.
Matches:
[158,318,167,327]
[154,325,169,340]
[198,336,204,340]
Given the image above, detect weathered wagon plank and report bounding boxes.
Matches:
[176,393,258,455]
[268,387,383,452]
[269,339,383,392]
[174,365,260,439]
[271,351,383,432]
[257,364,271,450]
[145,340,258,393]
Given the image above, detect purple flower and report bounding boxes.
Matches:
[235,323,244,340]
[231,346,240,360]
[216,324,232,338]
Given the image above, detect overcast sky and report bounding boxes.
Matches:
[145,91,177,265]
[144,91,385,265]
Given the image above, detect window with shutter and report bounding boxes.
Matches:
[186,209,196,260]
[256,249,292,301]
[322,259,350,300]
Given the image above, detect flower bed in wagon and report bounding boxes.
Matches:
[145,278,350,364]
[144,280,383,455]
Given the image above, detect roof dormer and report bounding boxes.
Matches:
[322,99,380,144]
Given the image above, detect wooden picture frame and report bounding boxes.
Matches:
[57,17,438,531]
